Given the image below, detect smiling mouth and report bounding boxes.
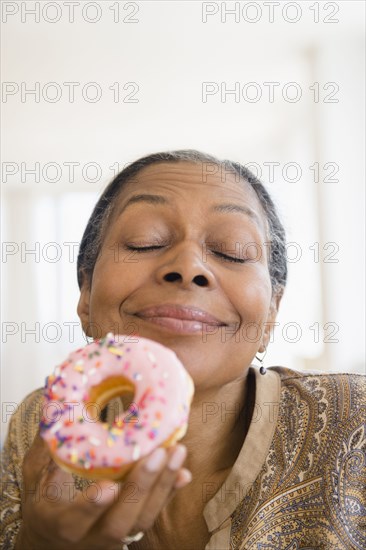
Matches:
[136,316,222,334]
[134,304,226,335]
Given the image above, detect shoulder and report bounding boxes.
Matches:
[268,365,366,413]
[232,368,365,548]
[12,386,44,421]
[267,366,365,469]
[262,367,366,547]
[6,387,44,454]
[0,388,44,548]
[268,365,365,385]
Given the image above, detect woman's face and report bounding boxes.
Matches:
[78,162,280,390]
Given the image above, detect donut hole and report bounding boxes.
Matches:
[99,390,136,423]
[88,376,136,425]
[120,390,136,412]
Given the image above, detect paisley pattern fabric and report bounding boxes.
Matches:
[230,368,366,550]
[1,367,365,549]
[1,388,43,549]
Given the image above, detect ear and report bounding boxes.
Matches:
[259,289,283,353]
[77,276,91,337]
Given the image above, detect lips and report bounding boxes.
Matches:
[135,304,226,325]
[134,304,226,334]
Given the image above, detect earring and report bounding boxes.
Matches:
[83,330,93,345]
[255,347,267,375]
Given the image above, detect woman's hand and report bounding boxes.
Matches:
[16,433,191,550]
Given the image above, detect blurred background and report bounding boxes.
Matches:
[1,1,365,443]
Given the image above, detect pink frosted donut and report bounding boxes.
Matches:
[40,333,194,480]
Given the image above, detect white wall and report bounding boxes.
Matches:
[1,1,365,442]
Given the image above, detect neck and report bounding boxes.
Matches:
[182,368,254,478]
[145,369,255,549]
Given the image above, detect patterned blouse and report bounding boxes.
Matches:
[1,366,365,549]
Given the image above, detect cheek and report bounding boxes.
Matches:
[223,273,272,357]
[234,267,272,323]
[246,282,271,312]
[89,255,139,310]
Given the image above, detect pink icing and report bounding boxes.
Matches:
[40,333,194,474]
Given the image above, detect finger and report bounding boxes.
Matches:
[134,444,188,531]
[57,447,169,543]
[162,468,193,507]
[44,479,124,543]
[22,433,132,545]
[91,447,170,542]
[23,434,119,542]
[173,467,192,489]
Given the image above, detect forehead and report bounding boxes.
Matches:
[126,161,253,197]
[113,161,268,233]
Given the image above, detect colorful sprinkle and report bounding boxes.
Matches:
[148,429,158,439]
[50,421,62,434]
[70,449,78,463]
[113,417,124,429]
[108,346,125,357]
[110,427,123,436]
[132,444,141,460]
[73,361,84,373]
[139,387,152,409]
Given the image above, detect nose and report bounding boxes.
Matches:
[155,244,216,289]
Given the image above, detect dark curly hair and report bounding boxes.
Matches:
[77,149,287,296]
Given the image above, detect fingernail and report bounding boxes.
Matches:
[168,445,187,471]
[145,448,166,472]
[174,468,192,489]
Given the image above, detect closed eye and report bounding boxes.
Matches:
[125,245,163,252]
[125,245,247,263]
[213,251,246,264]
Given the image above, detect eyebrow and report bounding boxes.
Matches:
[117,194,261,227]
[117,194,169,216]
[211,203,261,227]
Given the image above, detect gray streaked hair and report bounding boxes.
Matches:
[77,149,287,296]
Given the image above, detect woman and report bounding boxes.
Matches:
[1,150,365,549]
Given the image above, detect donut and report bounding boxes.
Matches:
[40,333,194,480]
